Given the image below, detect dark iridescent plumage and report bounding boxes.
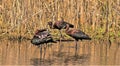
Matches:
[48,20,74,30]
[65,25,91,41]
[65,24,91,56]
[31,29,56,45]
[47,18,74,38]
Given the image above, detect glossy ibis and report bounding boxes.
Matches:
[31,28,56,60]
[31,28,56,45]
[65,24,91,56]
[47,17,74,38]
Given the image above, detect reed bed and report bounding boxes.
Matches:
[0,0,120,40]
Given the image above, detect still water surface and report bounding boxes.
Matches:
[0,39,119,65]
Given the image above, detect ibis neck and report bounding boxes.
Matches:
[65,25,69,33]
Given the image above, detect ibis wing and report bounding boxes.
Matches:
[58,21,74,29]
[62,22,74,28]
[31,35,53,45]
[31,36,42,45]
[65,22,74,28]
[71,30,91,40]
[39,29,47,32]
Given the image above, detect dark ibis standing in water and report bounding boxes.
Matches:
[31,28,56,60]
[47,17,74,38]
[31,28,56,45]
[65,24,91,56]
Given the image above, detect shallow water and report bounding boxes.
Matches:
[0,39,120,65]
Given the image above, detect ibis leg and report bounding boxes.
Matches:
[40,45,42,61]
[43,43,47,60]
[75,40,78,57]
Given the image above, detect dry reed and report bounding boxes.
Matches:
[0,0,120,40]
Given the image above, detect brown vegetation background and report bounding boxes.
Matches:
[0,0,120,40]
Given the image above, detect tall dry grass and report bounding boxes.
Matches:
[0,0,120,40]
